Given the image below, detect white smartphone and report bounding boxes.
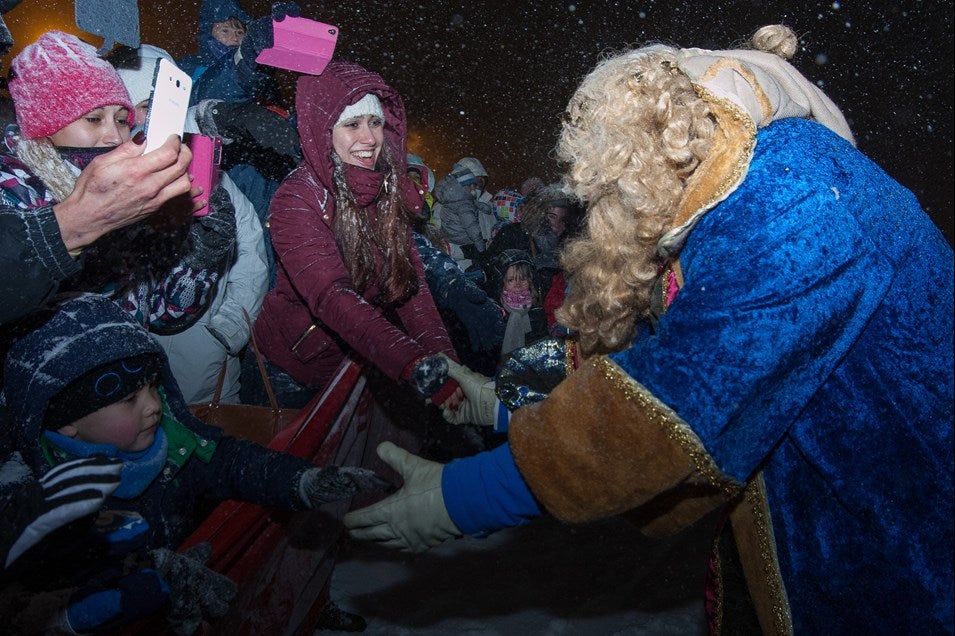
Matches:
[142,58,192,154]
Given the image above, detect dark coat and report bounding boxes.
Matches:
[2,294,313,553]
[254,62,455,389]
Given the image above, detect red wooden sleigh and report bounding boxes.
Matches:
[135,358,418,635]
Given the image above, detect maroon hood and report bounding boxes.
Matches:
[295,61,409,188]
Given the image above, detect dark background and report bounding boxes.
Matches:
[5,0,952,244]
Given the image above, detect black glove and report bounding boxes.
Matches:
[206,101,300,159]
[5,454,122,567]
[149,543,237,636]
[298,466,393,508]
[271,1,301,20]
[184,185,237,269]
[446,277,504,352]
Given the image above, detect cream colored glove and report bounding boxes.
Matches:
[343,442,462,553]
[441,357,498,427]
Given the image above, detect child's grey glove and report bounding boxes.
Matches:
[149,543,237,636]
[298,466,393,508]
[183,186,236,269]
[5,454,122,567]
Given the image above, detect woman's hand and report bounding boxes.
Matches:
[53,134,194,252]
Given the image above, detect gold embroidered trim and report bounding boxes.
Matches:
[565,339,579,376]
[594,356,740,496]
[741,473,793,636]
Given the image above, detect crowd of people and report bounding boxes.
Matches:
[0,1,951,633]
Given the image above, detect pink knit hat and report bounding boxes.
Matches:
[9,31,135,140]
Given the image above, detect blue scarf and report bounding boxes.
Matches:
[42,427,169,499]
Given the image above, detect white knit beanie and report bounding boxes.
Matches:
[335,93,383,127]
[114,44,176,107]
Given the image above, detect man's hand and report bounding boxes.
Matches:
[53,134,194,252]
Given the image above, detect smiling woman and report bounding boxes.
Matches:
[246,60,465,414]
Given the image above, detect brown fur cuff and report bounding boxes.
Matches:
[509,356,741,535]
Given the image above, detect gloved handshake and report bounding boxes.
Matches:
[438,356,499,428]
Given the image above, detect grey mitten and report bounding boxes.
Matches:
[298,466,392,508]
[149,543,237,636]
[183,186,237,269]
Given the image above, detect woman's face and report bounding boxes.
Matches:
[49,105,131,148]
[332,114,384,169]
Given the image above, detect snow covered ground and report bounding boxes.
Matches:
[328,512,713,635]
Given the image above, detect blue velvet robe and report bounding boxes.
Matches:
[444,118,954,633]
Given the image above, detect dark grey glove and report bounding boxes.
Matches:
[149,543,237,636]
[183,185,236,269]
[297,466,393,508]
[205,101,300,159]
[240,3,301,61]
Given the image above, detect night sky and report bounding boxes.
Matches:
[5,0,953,244]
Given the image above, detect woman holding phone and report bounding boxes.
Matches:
[1,31,236,333]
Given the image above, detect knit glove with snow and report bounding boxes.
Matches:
[409,355,450,398]
[343,442,461,553]
[183,185,236,269]
[149,543,237,636]
[5,455,122,567]
[297,466,393,508]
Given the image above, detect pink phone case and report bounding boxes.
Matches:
[255,16,339,75]
[185,134,222,217]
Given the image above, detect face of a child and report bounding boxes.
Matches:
[49,105,131,148]
[504,265,531,294]
[333,114,384,169]
[211,19,246,47]
[57,382,162,453]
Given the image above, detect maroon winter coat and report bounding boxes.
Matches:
[254,61,456,389]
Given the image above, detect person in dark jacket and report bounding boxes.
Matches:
[0,293,387,635]
[250,61,462,410]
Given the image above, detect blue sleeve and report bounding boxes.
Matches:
[442,442,542,537]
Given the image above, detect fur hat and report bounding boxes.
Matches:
[520,176,544,197]
[112,44,176,107]
[9,31,135,140]
[334,93,383,127]
[44,352,162,430]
